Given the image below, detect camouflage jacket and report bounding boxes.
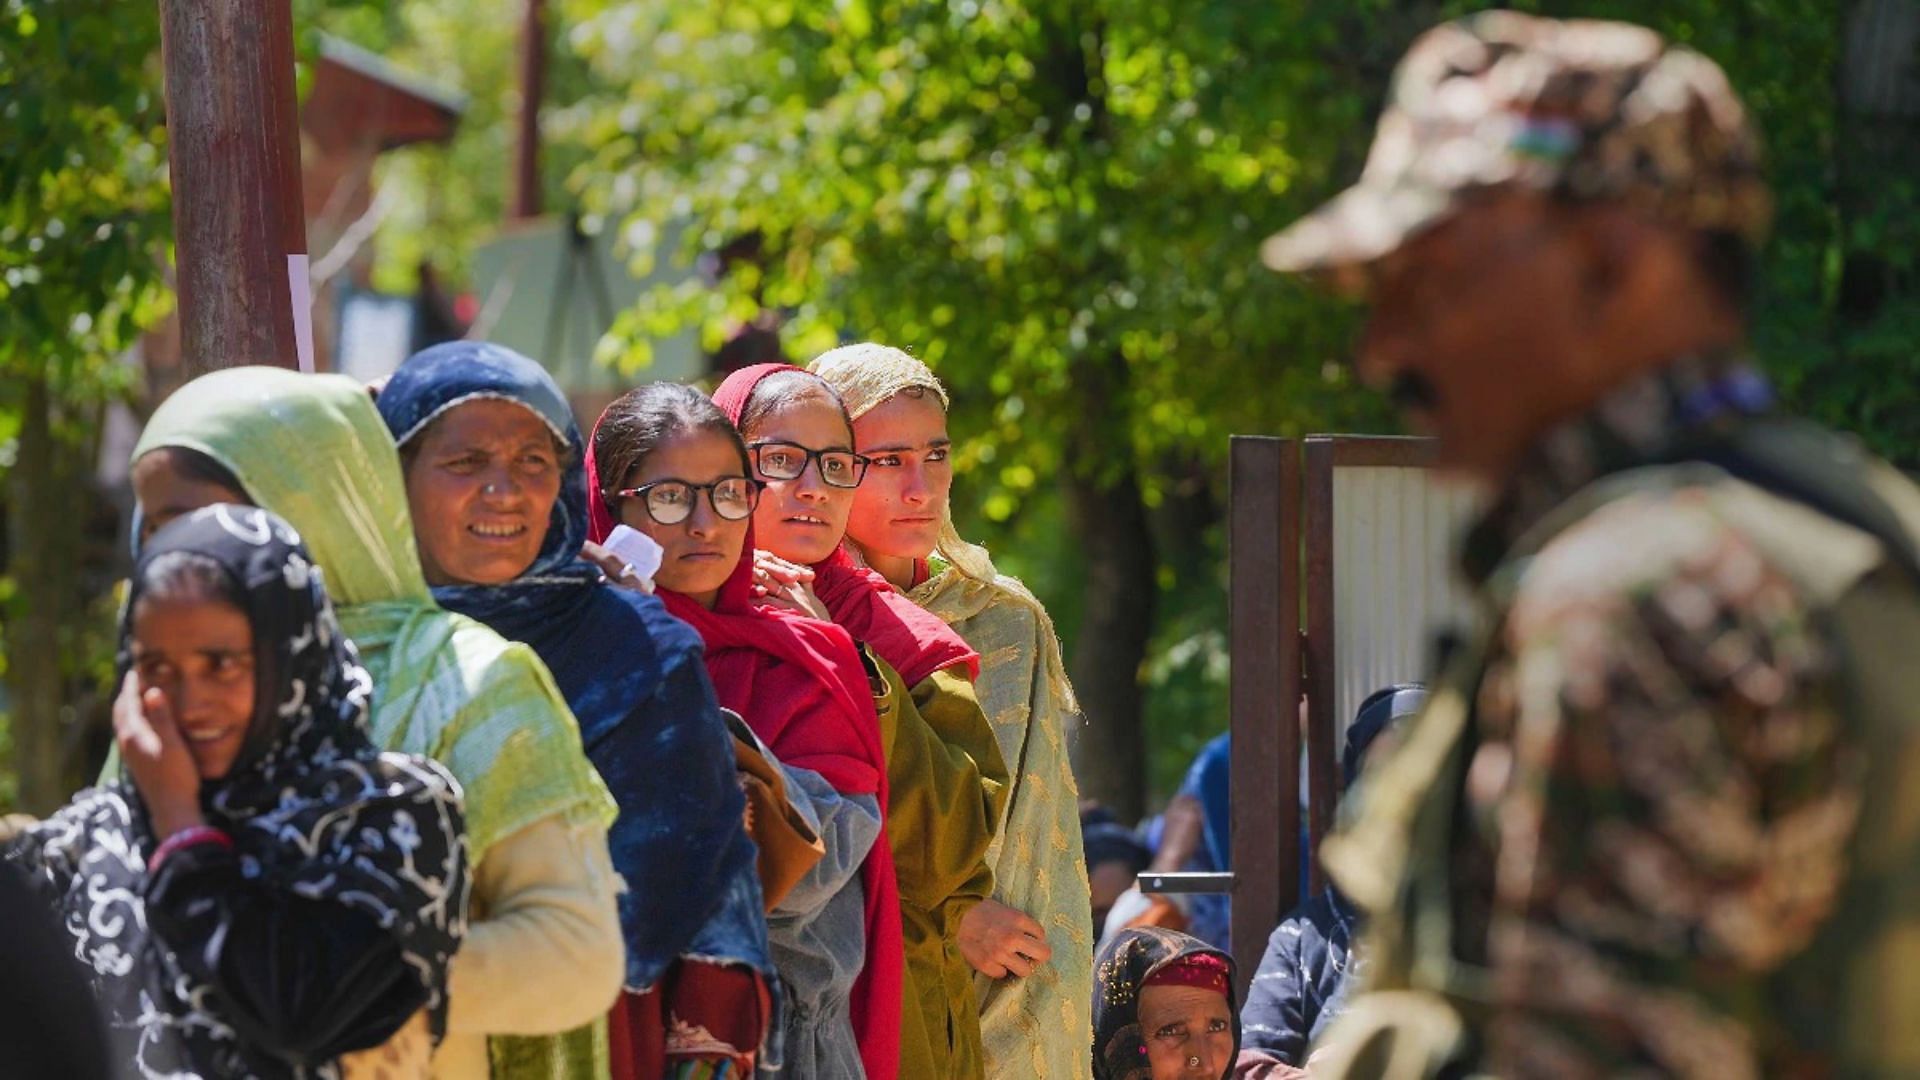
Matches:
[1322,355,1920,1078]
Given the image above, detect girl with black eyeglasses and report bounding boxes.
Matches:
[586,382,901,1080]
[712,364,1011,1080]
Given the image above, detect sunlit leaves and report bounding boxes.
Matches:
[542,0,1907,775]
[0,0,170,394]
[559,0,1379,493]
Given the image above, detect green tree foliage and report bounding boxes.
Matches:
[1498,1,1919,466]
[551,1,1920,810]
[560,0,1403,815]
[0,0,444,809]
[304,0,602,294]
[0,0,171,386]
[0,0,173,810]
[562,1,1392,452]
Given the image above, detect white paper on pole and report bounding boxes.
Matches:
[287,253,316,373]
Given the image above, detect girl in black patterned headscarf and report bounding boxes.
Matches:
[1093,926,1240,1080]
[7,505,471,1079]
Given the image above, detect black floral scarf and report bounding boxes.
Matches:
[10,505,470,1078]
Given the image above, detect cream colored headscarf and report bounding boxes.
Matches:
[813,344,1095,1079]
[808,343,1077,714]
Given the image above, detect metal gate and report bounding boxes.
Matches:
[1179,435,1478,989]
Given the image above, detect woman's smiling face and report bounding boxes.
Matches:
[130,593,257,781]
[401,399,563,586]
[741,393,859,566]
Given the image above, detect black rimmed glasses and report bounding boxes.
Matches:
[748,441,870,489]
[612,477,761,526]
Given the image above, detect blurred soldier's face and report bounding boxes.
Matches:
[1356,192,1626,486]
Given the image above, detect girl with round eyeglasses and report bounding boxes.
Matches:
[377,344,775,1080]
[587,382,903,1080]
[715,364,1012,1080]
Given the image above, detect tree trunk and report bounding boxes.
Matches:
[6,379,72,813]
[1063,350,1157,823]
[158,0,308,381]
[1149,451,1221,586]
[512,0,548,220]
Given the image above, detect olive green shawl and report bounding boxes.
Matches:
[913,553,1095,1080]
[132,367,616,1078]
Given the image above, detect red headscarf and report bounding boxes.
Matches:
[585,413,903,1080]
[712,364,980,686]
[1142,952,1233,998]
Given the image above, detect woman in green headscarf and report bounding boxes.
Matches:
[125,366,623,1080]
[810,344,1096,1080]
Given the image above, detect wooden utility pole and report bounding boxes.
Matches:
[512,0,546,220]
[159,0,312,374]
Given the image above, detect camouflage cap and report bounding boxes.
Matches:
[1261,12,1772,277]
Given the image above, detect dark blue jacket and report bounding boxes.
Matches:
[1240,889,1362,1066]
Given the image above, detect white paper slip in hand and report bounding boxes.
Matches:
[601,524,666,593]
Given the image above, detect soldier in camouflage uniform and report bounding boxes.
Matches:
[1262,12,1920,1079]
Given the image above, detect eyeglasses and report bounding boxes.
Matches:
[611,477,761,526]
[748,441,869,489]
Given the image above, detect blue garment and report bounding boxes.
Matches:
[1177,733,1233,948]
[765,764,881,1080]
[1184,844,1232,950]
[376,341,772,995]
[1243,686,1426,1065]
[1180,733,1233,872]
[1342,684,1427,789]
[1240,890,1361,1066]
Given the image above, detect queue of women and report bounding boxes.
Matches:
[3,340,1250,1080]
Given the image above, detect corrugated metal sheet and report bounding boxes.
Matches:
[1328,465,1480,758]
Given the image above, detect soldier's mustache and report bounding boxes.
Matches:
[1387,370,1439,413]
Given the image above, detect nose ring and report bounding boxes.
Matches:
[1187,1057,1201,1068]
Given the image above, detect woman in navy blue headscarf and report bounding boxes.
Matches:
[376,341,774,1078]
